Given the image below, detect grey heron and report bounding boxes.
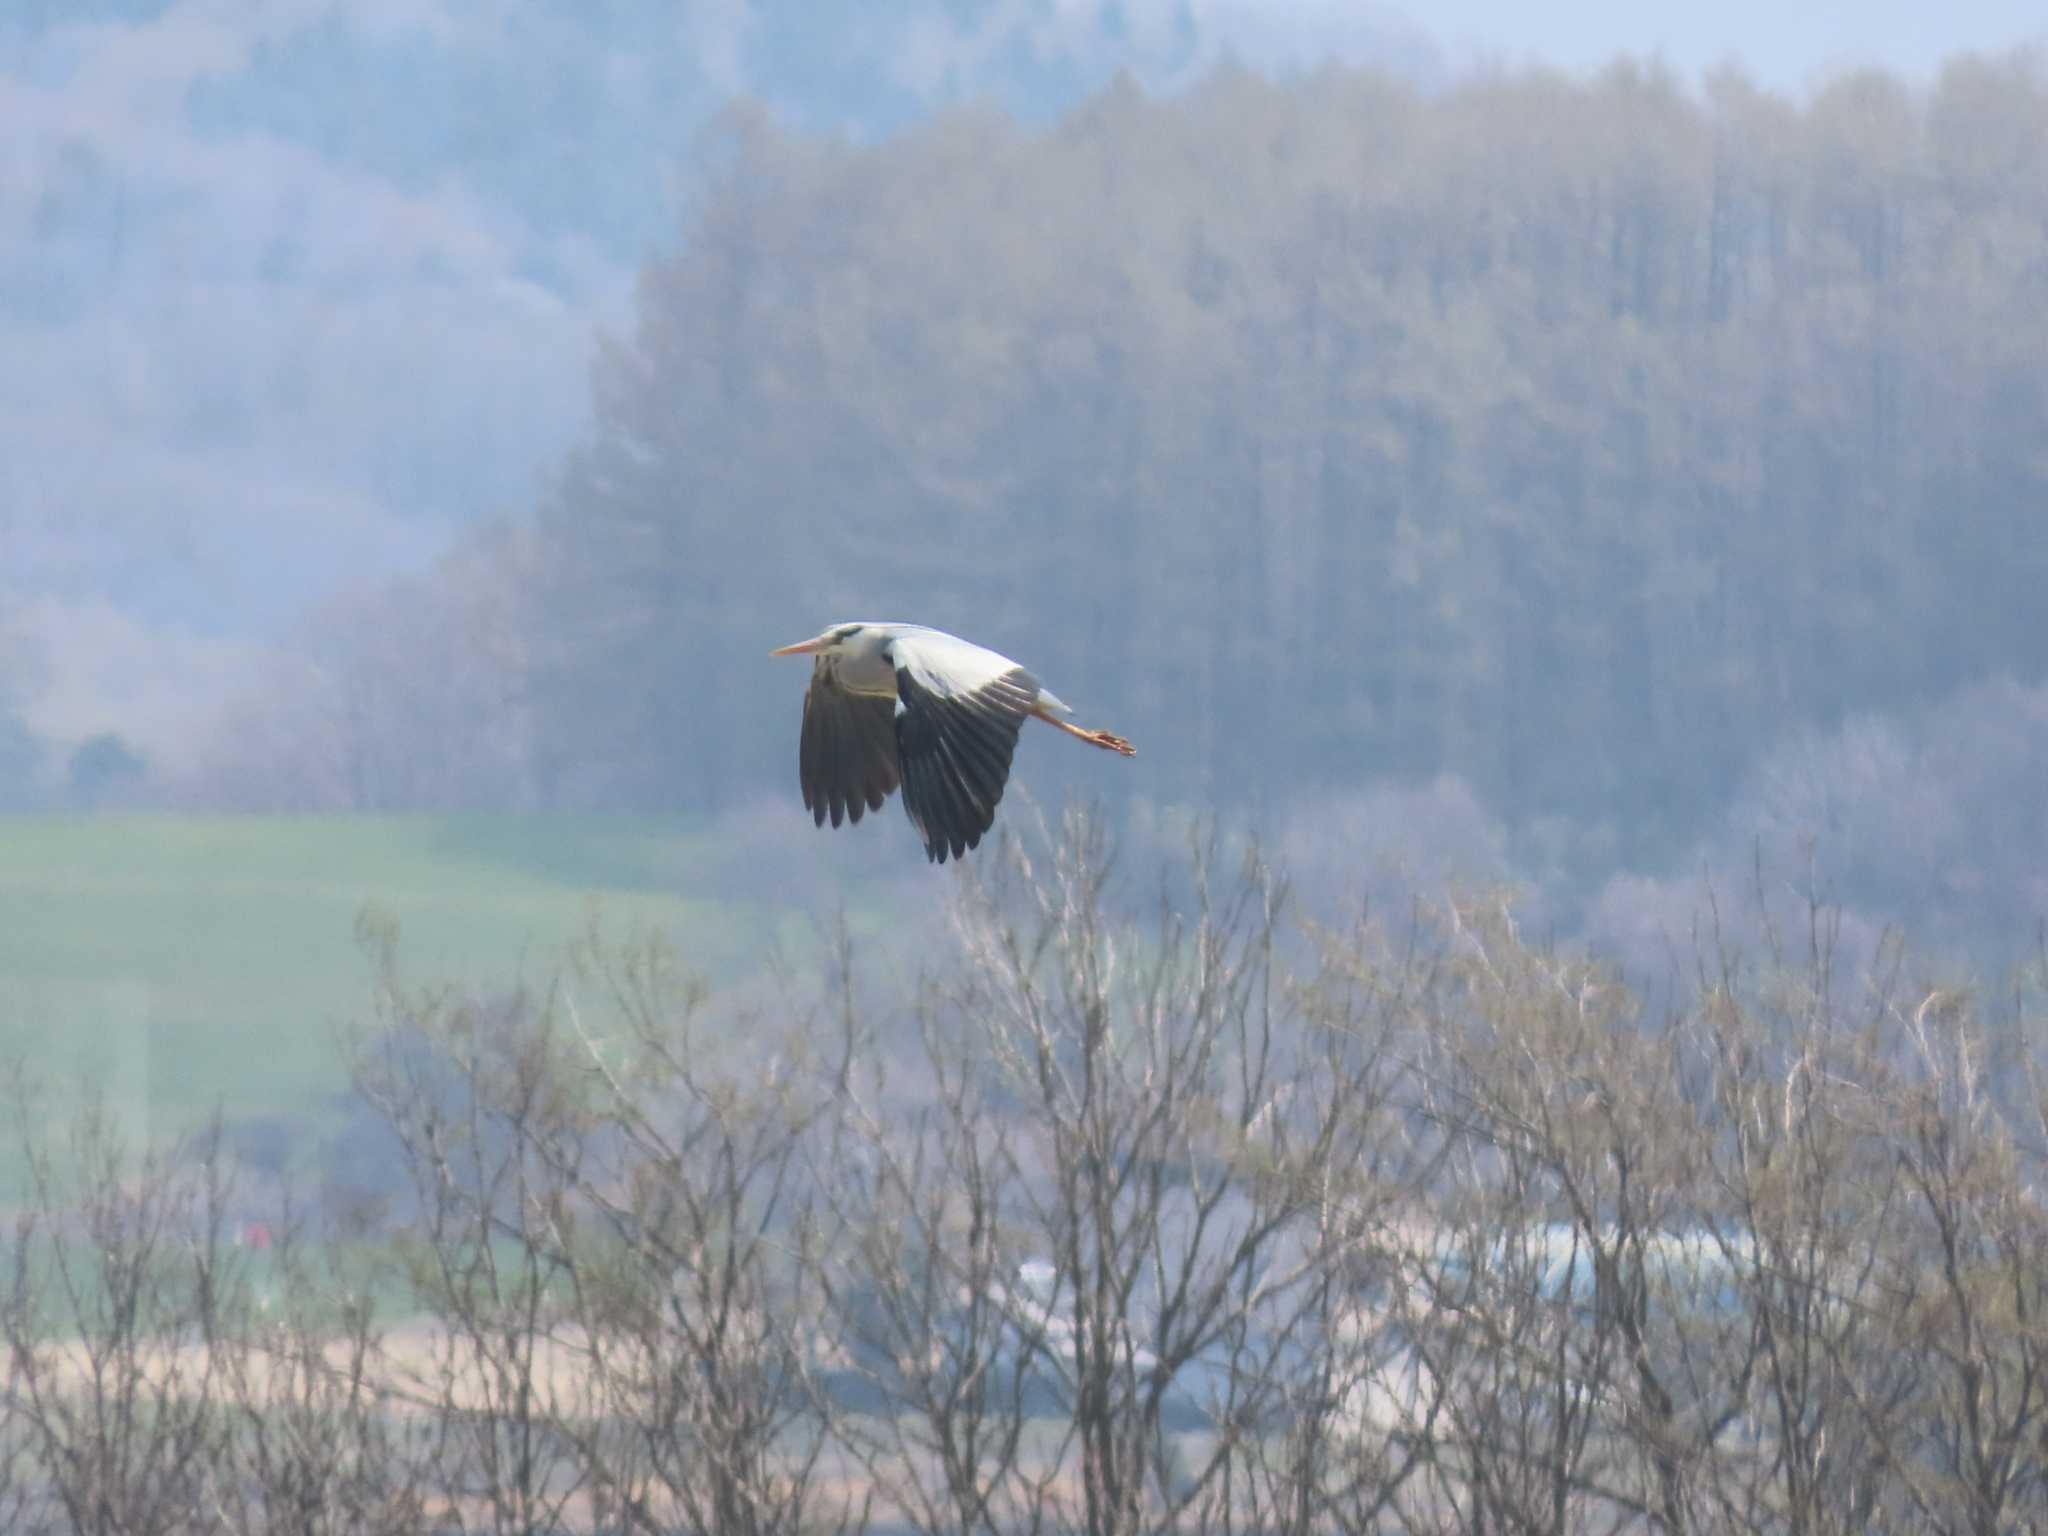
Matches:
[771,622,1135,863]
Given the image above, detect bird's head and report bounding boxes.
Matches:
[770,623,869,659]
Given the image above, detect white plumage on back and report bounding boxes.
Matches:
[770,620,1134,864]
[887,625,1069,714]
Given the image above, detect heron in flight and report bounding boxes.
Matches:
[771,622,1135,863]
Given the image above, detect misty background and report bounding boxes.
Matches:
[6,0,2048,984]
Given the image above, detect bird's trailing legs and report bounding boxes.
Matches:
[1032,707,1137,757]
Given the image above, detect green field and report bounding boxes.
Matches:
[0,815,863,1155]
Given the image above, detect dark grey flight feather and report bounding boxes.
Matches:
[797,656,900,830]
[797,655,1034,862]
[893,664,1036,863]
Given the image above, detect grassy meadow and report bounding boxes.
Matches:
[0,814,878,1170]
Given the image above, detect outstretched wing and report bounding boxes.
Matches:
[798,656,901,829]
[889,631,1039,863]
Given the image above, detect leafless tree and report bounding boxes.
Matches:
[824,815,1432,1536]
[0,1084,233,1535]
[7,818,2048,1535]
[345,939,597,1534]
[538,928,862,1536]
[347,915,864,1536]
[204,1206,432,1536]
[1868,986,2048,1534]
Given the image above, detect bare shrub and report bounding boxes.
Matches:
[823,816,1433,1536]
[346,915,862,1536]
[0,1086,237,1536]
[7,816,2048,1535]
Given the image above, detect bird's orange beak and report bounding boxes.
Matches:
[770,636,830,657]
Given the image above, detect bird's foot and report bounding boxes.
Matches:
[1039,712,1137,755]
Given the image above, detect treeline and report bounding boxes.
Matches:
[198,55,2048,872]
[4,823,2046,1532]
[535,55,2048,853]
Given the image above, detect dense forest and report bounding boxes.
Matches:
[194,54,2048,921]
[540,57,2046,850]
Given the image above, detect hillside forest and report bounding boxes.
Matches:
[130,53,2043,953]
